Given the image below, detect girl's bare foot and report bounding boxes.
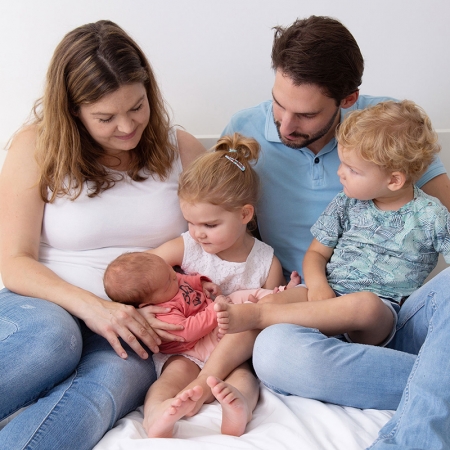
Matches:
[144,386,203,438]
[206,376,251,436]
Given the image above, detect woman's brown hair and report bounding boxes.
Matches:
[33,20,176,202]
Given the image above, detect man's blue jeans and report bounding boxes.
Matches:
[253,267,450,449]
[0,290,156,450]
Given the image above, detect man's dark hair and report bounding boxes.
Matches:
[271,16,364,104]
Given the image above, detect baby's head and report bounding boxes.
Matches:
[178,133,260,229]
[336,100,440,184]
[104,252,179,307]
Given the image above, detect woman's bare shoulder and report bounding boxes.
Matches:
[8,124,38,153]
[176,129,206,169]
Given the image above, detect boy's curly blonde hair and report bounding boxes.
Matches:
[336,100,440,183]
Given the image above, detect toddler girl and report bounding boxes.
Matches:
[139,133,288,437]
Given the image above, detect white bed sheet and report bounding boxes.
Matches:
[94,384,394,450]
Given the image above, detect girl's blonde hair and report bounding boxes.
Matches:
[336,100,440,183]
[178,133,260,214]
[33,20,176,202]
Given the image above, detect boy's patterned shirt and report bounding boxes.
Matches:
[311,187,450,302]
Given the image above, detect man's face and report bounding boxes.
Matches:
[272,71,341,153]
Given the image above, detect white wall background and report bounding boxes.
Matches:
[1,0,450,286]
[0,0,449,150]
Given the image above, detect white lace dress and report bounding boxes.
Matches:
[181,231,274,294]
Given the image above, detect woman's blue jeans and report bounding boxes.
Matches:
[253,267,450,450]
[0,289,156,450]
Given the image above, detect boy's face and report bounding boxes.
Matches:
[337,145,392,201]
[150,262,179,304]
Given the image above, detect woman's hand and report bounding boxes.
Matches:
[82,299,169,360]
[137,304,185,343]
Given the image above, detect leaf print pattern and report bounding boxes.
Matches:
[311,187,450,302]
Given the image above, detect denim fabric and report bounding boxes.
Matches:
[253,268,450,449]
[0,289,156,450]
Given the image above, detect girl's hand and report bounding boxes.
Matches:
[83,299,164,360]
[137,304,186,342]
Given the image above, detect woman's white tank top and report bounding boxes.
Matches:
[39,133,187,300]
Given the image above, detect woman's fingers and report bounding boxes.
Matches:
[87,302,162,359]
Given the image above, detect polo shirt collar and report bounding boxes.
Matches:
[264,102,340,156]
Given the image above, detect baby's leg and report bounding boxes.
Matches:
[286,270,302,289]
[206,362,259,436]
[143,355,201,438]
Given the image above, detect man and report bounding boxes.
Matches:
[223,16,450,449]
[222,15,450,280]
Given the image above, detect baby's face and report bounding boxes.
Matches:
[150,262,179,304]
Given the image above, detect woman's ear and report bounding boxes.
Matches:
[241,204,255,224]
[70,105,79,117]
[388,171,407,191]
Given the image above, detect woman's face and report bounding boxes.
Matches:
[77,83,150,157]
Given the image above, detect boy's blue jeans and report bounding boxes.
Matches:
[0,290,156,450]
[253,267,450,449]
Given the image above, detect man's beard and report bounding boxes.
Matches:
[274,107,340,150]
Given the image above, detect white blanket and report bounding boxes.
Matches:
[94,384,394,450]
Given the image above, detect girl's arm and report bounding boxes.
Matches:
[262,255,286,289]
[0,127,175,359]
[146,236,185,267]
[303,238,335,301]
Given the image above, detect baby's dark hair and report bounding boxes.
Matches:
[178,133,260,215]
[104,252,166,306]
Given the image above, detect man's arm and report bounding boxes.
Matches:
[421,174,450,211]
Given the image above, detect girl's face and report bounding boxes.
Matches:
[76,83,150,158]
[180,201,251,257]
[337,144,392,200]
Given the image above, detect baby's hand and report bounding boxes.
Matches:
[202,281,222,300]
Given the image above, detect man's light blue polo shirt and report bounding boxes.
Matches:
[222,96,446,279]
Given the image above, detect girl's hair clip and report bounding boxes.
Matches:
[229,148,237,153]
[224,155,245,171]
